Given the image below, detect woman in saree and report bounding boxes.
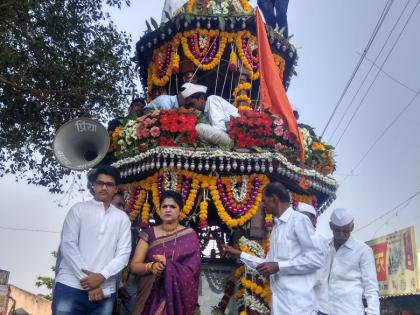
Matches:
[130,190,201,315]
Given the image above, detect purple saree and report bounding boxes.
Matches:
[133,227,201,315]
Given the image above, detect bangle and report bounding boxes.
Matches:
[149,262,156,274]
[145,262,152,273]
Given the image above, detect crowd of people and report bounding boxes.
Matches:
[51,163,379,315]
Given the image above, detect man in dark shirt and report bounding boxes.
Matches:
[108,98,146,131]
[258,0,290,37]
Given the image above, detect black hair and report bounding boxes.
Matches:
[91,165,121,185]
[113,191,124,198]
[263,182,290,203]
[130,98,146,108]
[159,190,184,210]
[188,92,207,101]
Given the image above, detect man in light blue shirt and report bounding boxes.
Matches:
[144,93,185,110]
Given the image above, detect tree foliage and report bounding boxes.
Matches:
[0,0,135,192]
[35,251,57,300]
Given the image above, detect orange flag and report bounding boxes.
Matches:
[256,10,304,163]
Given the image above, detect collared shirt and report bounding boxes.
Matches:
[204,95,239,131]
[328,237,380,315]
[55,199,132,296]
[240,207,325,315]
[314,234,332,314]
[145,95,179,110]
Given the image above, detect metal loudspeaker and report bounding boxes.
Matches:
[53,118,110,170]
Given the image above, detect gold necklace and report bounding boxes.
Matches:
[162,223,179,233]
[162,225,179,261]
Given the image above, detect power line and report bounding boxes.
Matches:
[372,198,413,238]
[357,52,418,94]
[341,90,419,184]
[320,0,395,138]
[0,225,60,234]
[334,0,420,147]
[328,0,412,143]
[354,190,420,233]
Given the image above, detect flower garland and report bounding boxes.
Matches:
[181,29,228,71]
[240,0,252,13]
[130,189,146,221]
[238,236,265,258]
[241,278,271,303]
[243,294,270,315]
[236,31,259,80]
[109,126,122,154]
[140,198,151,228]
[117,119,138,154]
[216,174,267,216]
[232,82,252,108]
[186,0,196,13]
[273,54,286,82]
[179,178,199,221]
[112,146,339,188]
[211,176,268,228]
[230,175,248,203]
[229,50,238,71]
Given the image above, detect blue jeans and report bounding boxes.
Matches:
[52,282,115,315]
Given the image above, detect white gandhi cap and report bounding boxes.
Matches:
[296,202,317,217]
[180,83,208,98]
[330,208,354,226]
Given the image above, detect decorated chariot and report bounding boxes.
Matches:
[107,0,338,313]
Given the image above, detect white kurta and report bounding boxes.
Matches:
[161,0,188,22]
[328,237,380,315]
[55,199,132,296]
[314,234,332,314]
[240,207,325,315]
[204,95,239,131]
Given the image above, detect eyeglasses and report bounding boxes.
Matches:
[94,180,116,188]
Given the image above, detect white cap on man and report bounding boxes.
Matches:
[330,208,354,226]
[296,202,317,217]
[180,83,208,98]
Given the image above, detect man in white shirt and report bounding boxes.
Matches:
[223,182,325,315]
[328,208,380,315]
[181,82,239,146]
[161,0,187,22]
[144,92,186,111]
[52,165,132,315]
[297,202,331,315]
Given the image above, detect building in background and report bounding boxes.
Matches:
[367,226,420,314]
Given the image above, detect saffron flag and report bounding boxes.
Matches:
[256,10,304,163]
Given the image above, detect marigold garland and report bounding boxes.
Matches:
[241,278,270,301]
[179,178,199,221]
[186,0,196,13]
[236,31,259,80]
[229,50,238,71]
[273,54,286,81]
[124,170,270,228]
[240,0,252,13]
[140,199,151,227]
[181,29,228,71]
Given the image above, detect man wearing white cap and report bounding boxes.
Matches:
[223,183,325,315]
[296,203,330,315]
[328,208,380,315]
[180,82,239,146]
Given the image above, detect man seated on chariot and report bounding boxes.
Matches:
[144,91,186,110]
[181,82,239,146]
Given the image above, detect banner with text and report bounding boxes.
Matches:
[367,226,419,296]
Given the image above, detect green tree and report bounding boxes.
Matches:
[35,251,57,300]
[0,0,135,193]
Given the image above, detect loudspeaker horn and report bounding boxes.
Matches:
[53,118,110,170]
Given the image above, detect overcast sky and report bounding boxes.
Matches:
[1,0,419,295]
